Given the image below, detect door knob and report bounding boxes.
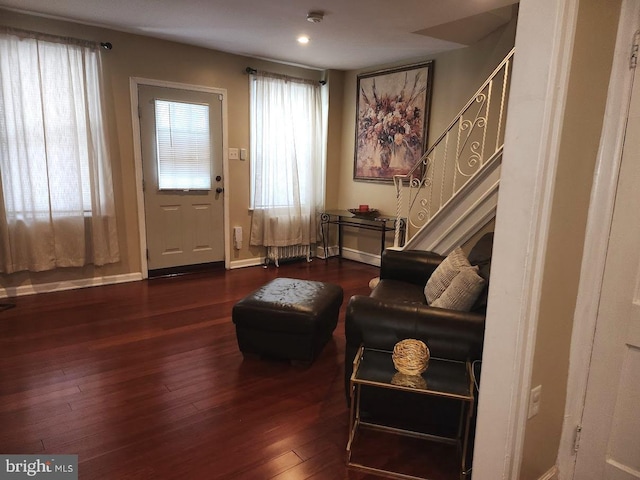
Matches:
[216,187,223,193]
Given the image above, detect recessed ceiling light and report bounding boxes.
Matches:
[297,36,310,44]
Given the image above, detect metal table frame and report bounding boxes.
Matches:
[346,346,475,480]
[319,210,405,259]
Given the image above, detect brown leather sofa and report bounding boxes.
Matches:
[344,233,493,471]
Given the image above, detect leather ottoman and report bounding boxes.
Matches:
[232,277,344,363]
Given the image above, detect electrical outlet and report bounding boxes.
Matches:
[228,148,239,160]
[528,385,542,419]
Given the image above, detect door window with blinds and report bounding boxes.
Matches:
[154,99,211,190]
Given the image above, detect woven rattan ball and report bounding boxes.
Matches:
[392,339,430,375]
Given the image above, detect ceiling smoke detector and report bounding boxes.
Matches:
[306,11,324,23]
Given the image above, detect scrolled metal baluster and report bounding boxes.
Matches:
[393,176,403,248]
[394,48,514,247]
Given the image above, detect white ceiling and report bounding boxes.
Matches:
[0,0,518,70]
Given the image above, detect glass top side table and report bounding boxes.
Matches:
[347,346,475,480]
[319,210,406,259]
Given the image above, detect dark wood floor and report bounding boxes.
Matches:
[0,258,460,479]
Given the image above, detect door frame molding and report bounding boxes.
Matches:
[557,1,639,477]
[472,0,579,477]
[129,77,230,277]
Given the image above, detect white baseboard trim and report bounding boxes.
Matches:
[0,248,378,297]
[231,245,332,269]
[0,273,143,299]
[230,245,378,267]
[228,257,265,269]
[341,247,381,267]
[316,245,381,266]
[538,466,558,480]
[230,248,347,269]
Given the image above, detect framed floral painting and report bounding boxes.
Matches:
[353,61,433,182]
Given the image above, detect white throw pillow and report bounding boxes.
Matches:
[424,247,472,304]
[431,266,486,311]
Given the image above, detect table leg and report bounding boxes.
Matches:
[320,213,329,261]
[460,398,474,478]
[380,224,387,256]
[346,383,359,461]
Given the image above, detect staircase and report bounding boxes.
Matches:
[393,48,514,253]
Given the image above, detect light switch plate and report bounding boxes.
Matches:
[528,384,542,419]
[228,148,239,160]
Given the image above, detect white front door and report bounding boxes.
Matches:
[573,63,640,479]
[138,85,224,272]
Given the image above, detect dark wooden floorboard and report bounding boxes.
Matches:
[0,259,460,479]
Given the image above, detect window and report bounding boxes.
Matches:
[0,37,100,217]
[0,29,119,273]
[250,73,323,209]
[155,100,211,190]
[249,72,325,248]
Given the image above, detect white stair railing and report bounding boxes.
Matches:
[394,48,514,248]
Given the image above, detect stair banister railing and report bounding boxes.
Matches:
[393,48,514,248]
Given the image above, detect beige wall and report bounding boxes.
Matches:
[325,69,346,210]
[0,9,323,289]
[519,1,622,478]
[335,19,517,255]
[0,8,515,288]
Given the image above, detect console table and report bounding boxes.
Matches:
[319,210,405,259]
[347,346,475,479]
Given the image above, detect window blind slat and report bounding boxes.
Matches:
[155,100,211,190]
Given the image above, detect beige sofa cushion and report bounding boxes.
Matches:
[431,266,486,311]
[424,247,472,304]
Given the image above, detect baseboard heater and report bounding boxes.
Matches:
[266,244,312,267]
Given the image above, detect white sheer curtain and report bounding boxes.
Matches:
[249,72,324,248]
[0,30,119,273]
